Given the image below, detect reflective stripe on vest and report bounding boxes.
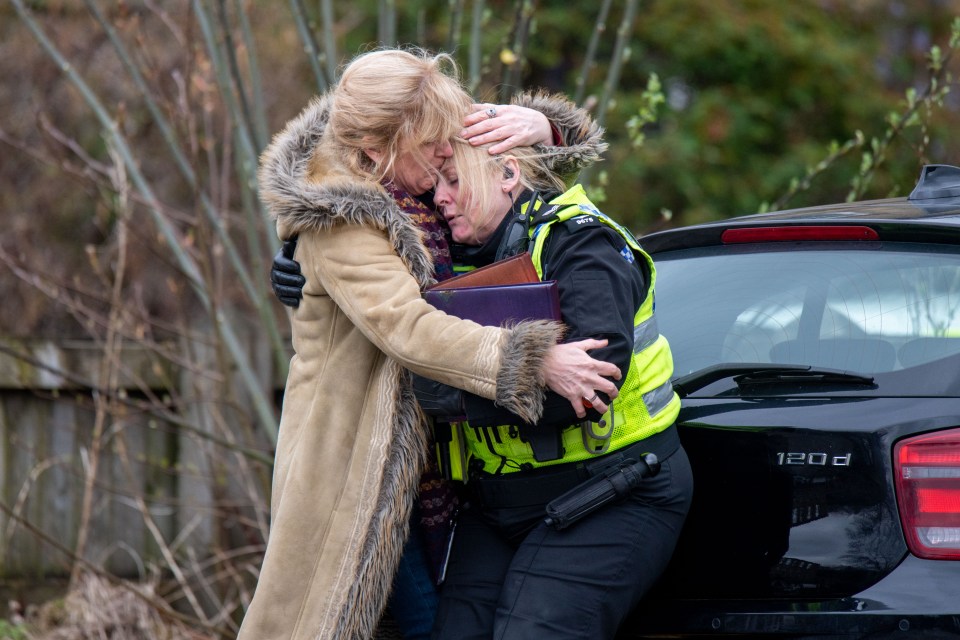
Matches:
[634,316,659,354]
[644,377,676,417]
[460,185,681,476]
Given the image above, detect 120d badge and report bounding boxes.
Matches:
[775,452,852,466]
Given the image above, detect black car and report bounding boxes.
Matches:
[621,164,960,638]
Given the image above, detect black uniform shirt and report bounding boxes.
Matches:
[456,192,649,428]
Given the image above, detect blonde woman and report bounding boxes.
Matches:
[239,49,619,640]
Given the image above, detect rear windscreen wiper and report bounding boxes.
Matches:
[673,363,808,398]
[734,368,875,387]
[672,363,875,398]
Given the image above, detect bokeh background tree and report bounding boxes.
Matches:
[3,0,959,338]
[0,0,958,637]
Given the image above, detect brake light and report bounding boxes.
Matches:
[894,428,960,559]
[721,226,879,243]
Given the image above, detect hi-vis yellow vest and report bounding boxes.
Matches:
[442,186,680,478]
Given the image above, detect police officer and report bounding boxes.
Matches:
[419,141,695,640]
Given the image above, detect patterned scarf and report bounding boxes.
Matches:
[384,182,459,583]
[384,184,455,283]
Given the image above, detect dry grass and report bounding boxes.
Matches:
[24,574,212,640]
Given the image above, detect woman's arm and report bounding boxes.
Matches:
[299,224,618,423]
[461,91,607,183]
[460,102,554,154]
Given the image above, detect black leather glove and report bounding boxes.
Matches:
[271,237,306,308]
[412,374,466,421]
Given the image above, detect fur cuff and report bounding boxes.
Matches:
[513,91,608,183]
[495,320,565,424]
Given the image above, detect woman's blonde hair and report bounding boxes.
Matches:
[448,139,567,241]
[329,48,472,182]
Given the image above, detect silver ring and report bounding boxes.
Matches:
[486,107,497,118]
[586,393,599,403]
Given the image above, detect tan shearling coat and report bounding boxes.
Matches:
[238,94,585,640]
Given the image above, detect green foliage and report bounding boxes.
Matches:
[0,620,29,640]
[626,73,665,148]
[585,169,609,204]
[760,15,959,213]
[581,0,960,229]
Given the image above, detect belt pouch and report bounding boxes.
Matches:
[518,423,564,462]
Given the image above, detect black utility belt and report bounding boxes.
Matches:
[469,424,680,510]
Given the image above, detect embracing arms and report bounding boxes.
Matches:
[290,224,619,422]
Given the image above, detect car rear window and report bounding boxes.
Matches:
[653,242,960,382]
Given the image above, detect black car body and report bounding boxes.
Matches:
[620,165,960,638]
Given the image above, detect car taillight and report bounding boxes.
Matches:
[721,226,879,243]
[894,428,960,560]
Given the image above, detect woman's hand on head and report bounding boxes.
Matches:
[542,339,621,419]
[462,103,552,154]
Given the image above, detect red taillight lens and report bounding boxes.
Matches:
[894,428,960,560]
[721,226,879,243]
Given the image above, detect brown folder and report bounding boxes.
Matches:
[427,252,539,291]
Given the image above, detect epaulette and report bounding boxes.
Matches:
[561,213,603,232]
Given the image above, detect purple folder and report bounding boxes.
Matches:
[424,280,561,326]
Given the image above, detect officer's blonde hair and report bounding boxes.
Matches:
[330,48,471,185]
[447,140,567,239]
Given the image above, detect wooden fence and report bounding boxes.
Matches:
[0,335,278,581]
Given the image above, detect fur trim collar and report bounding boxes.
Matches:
[513,91,608,183]
[257,94,436,288]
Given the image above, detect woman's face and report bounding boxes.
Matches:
[434,161,505,245]
[389,140,454,196]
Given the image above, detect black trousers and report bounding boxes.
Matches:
[431,444,694,640]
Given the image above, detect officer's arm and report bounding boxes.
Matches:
[412,373,466,421]
[463,220,643,426]
[271,237,305,308]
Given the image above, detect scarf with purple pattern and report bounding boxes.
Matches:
[384,183,455,283]
[384,182,459,583]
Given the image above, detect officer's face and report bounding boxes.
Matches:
[435,163,482,244]
[435,158,511,245]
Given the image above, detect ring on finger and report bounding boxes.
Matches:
[585,392,599,403]
[485,107,497,118]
